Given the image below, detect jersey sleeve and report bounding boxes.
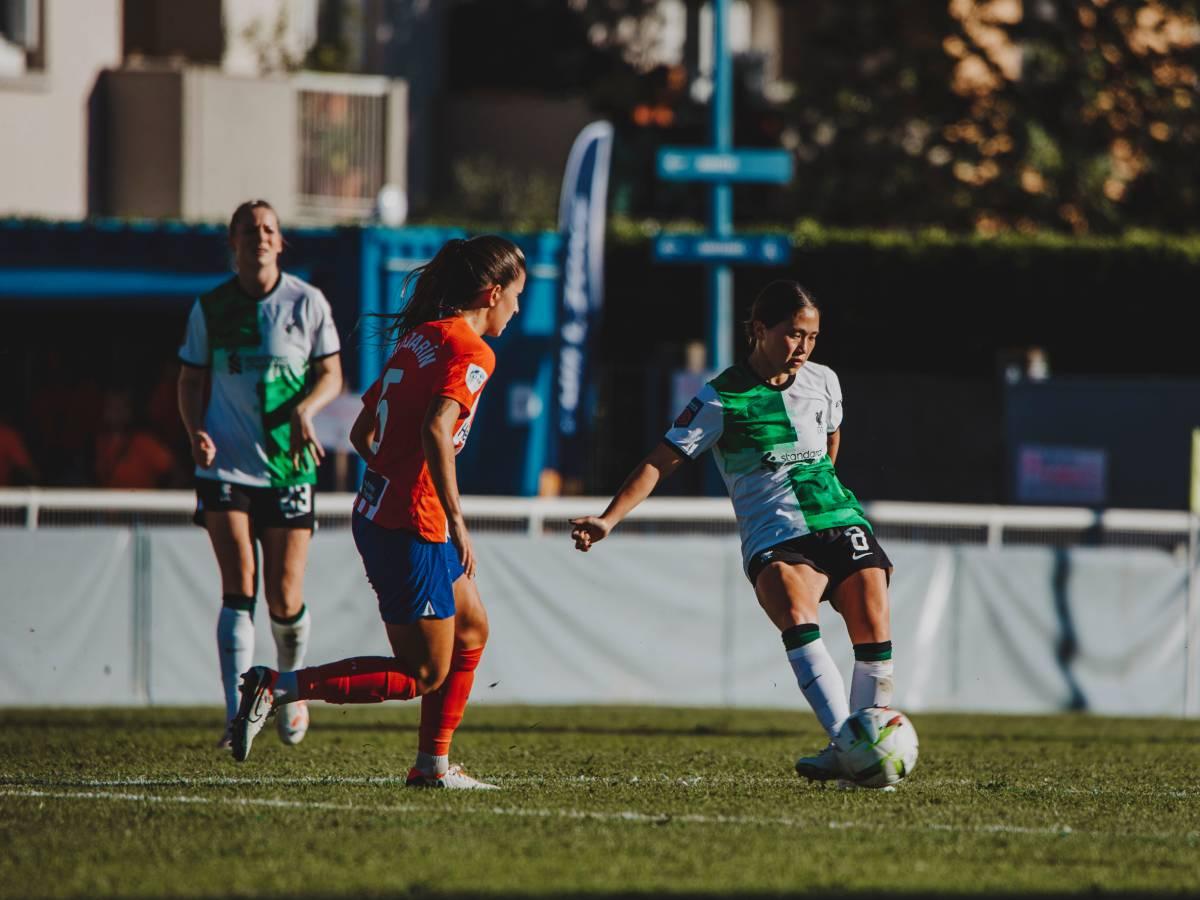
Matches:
[434,344,494,413]
[308,289,341,359]
[826,367,844,433]
[663,382,724,459]
[178,299,209,367]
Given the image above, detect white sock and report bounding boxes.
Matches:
[850,659,895,711]
[271,606,311,672]
[415,751,449,776]
[216,606,255,723]
[786,637,851,739]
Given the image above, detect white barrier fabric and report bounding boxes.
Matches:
[145,530,392,706]
[0,528,1192,715]
[1057,547,1188,716]
[0,530,139,705]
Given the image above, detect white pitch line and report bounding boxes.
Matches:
[0,774,798,788]
[2,786,1195,842]
[2,774,1198,798]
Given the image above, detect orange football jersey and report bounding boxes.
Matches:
[354,316,494,540]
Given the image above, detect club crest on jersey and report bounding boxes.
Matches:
[815,410,823,428]
[674,397,703,428]
[465,363,487,394]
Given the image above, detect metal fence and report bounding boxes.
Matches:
[0,489,1193,554]
[296,74,389,221]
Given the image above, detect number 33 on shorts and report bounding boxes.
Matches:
[280,484,313,519]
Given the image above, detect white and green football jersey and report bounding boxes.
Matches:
[664,361,871,575]
[179,273,340,488]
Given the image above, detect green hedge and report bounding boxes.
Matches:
[606,216,1200,262]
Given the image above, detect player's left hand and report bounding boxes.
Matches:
[569,516,611,552]
[290,408,325,470]
[449,514,477,579]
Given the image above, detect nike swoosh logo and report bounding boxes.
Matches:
[801,675,821,690]
[851,551,873,560]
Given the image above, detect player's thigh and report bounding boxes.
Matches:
[259,526,312,617]
[203,510,257,595]
[753,560,828,631]
[385,617,456,693]
[831,567,892,644]
[450,574,489,650]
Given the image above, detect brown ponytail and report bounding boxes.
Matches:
[375,235,526,349]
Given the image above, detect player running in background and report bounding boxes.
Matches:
[570,280,895,786]
[230,235,526,789]
[178,199,343,751]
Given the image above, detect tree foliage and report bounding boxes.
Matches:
[771,0,1200,233]
[422,0,1200,234]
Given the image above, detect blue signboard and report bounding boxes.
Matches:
[656,148,793,184]
[653,233,791,266]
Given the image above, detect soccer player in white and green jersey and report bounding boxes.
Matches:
[178,200,343,751]
[571,280,894,785]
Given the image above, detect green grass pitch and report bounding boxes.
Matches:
[2,705,1198,898]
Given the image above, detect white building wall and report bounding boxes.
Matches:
[0,0,121,218]
[222,0,318,76]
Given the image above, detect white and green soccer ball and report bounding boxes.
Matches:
[834,706,919,789]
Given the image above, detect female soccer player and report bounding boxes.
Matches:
[230,235,526,790]
[570,280,895,785]
[178,199,343,750]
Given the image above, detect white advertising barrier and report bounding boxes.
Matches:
[0,530,140,705]
[0,528,1191,715]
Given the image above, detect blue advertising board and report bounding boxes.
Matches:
[653,233,791,266]
[656,148,793,184]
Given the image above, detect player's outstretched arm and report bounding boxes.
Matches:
[570,443,685,552]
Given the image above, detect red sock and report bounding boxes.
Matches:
[297,657,419,704]
[418,646,483,756]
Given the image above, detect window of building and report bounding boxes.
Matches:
[0,0,44,76]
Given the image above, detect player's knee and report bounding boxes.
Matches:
[454,619,488,650]
[413,663,448,695]
[264,585,303,617]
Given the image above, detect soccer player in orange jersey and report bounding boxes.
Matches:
[229,236,526,788]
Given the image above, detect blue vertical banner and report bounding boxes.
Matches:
[554,120,614,486]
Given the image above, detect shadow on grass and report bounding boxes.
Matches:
[2,711,1198,746]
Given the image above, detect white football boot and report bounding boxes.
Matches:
[794,743,844,783]
[215,724,233,751]
[230,665,277,762]
[405,763,499,790]
[276,699,309,746]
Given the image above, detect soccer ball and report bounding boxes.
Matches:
[834,706,919,789]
